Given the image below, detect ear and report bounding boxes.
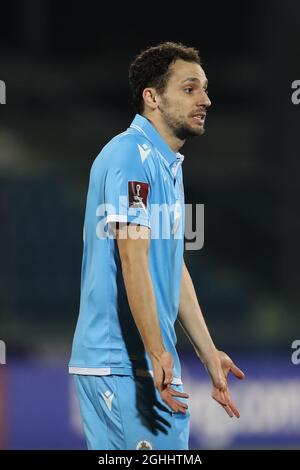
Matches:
[142,87,159,111]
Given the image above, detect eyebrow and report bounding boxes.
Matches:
[181,77,208,88]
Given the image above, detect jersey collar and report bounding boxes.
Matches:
[130,114,185,168]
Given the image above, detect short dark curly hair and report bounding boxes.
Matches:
[129,42,201,114]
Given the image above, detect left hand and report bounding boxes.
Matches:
[204,350,245,418]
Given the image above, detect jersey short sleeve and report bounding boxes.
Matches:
[104,135,154,228]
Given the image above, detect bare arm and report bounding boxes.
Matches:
[179,260,245,418]
[116,223,188,413]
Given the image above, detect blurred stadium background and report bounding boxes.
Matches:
[0,0,300,449]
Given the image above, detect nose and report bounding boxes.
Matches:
[203,90,211,108]
[196,90,211,108]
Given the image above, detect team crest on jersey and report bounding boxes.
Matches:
[136,440,153,450]
[128,181,149,209]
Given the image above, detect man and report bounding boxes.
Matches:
[69,42,245,450]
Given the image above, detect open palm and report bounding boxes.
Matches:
[206,350,245,418]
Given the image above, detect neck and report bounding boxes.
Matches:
[142,111,185,153]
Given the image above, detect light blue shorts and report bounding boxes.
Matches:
[73,374,190,450]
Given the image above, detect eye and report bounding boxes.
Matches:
[184,87,193,94]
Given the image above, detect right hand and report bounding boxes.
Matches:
[151,351,189,414]
[204,350,245,418]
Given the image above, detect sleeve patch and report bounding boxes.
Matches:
[128,181,149,209]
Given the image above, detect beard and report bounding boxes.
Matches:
[159,98,205,140]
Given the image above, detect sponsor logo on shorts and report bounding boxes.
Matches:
[136,440,153,450]
[101,390,114,411]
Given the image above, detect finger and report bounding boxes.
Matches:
[212,387,241,418]
[226,399,240,418]
[212,389,227,406]
[161,391,188,414]
[173,402,188,412]
[170,400,188,414]
[168,388,189,399]
[166,392,188,409]
[230,364,245,380]
[164,397,188,414]
[222,404,234,418]
[222,389,241,418]
[173,406,187,415]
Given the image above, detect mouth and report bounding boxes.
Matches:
[191,112,206,125]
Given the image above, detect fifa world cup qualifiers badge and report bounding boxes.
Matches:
[128,181,149,209]
[0,80,6,104]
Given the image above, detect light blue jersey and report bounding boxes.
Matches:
[69,114,185,383]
